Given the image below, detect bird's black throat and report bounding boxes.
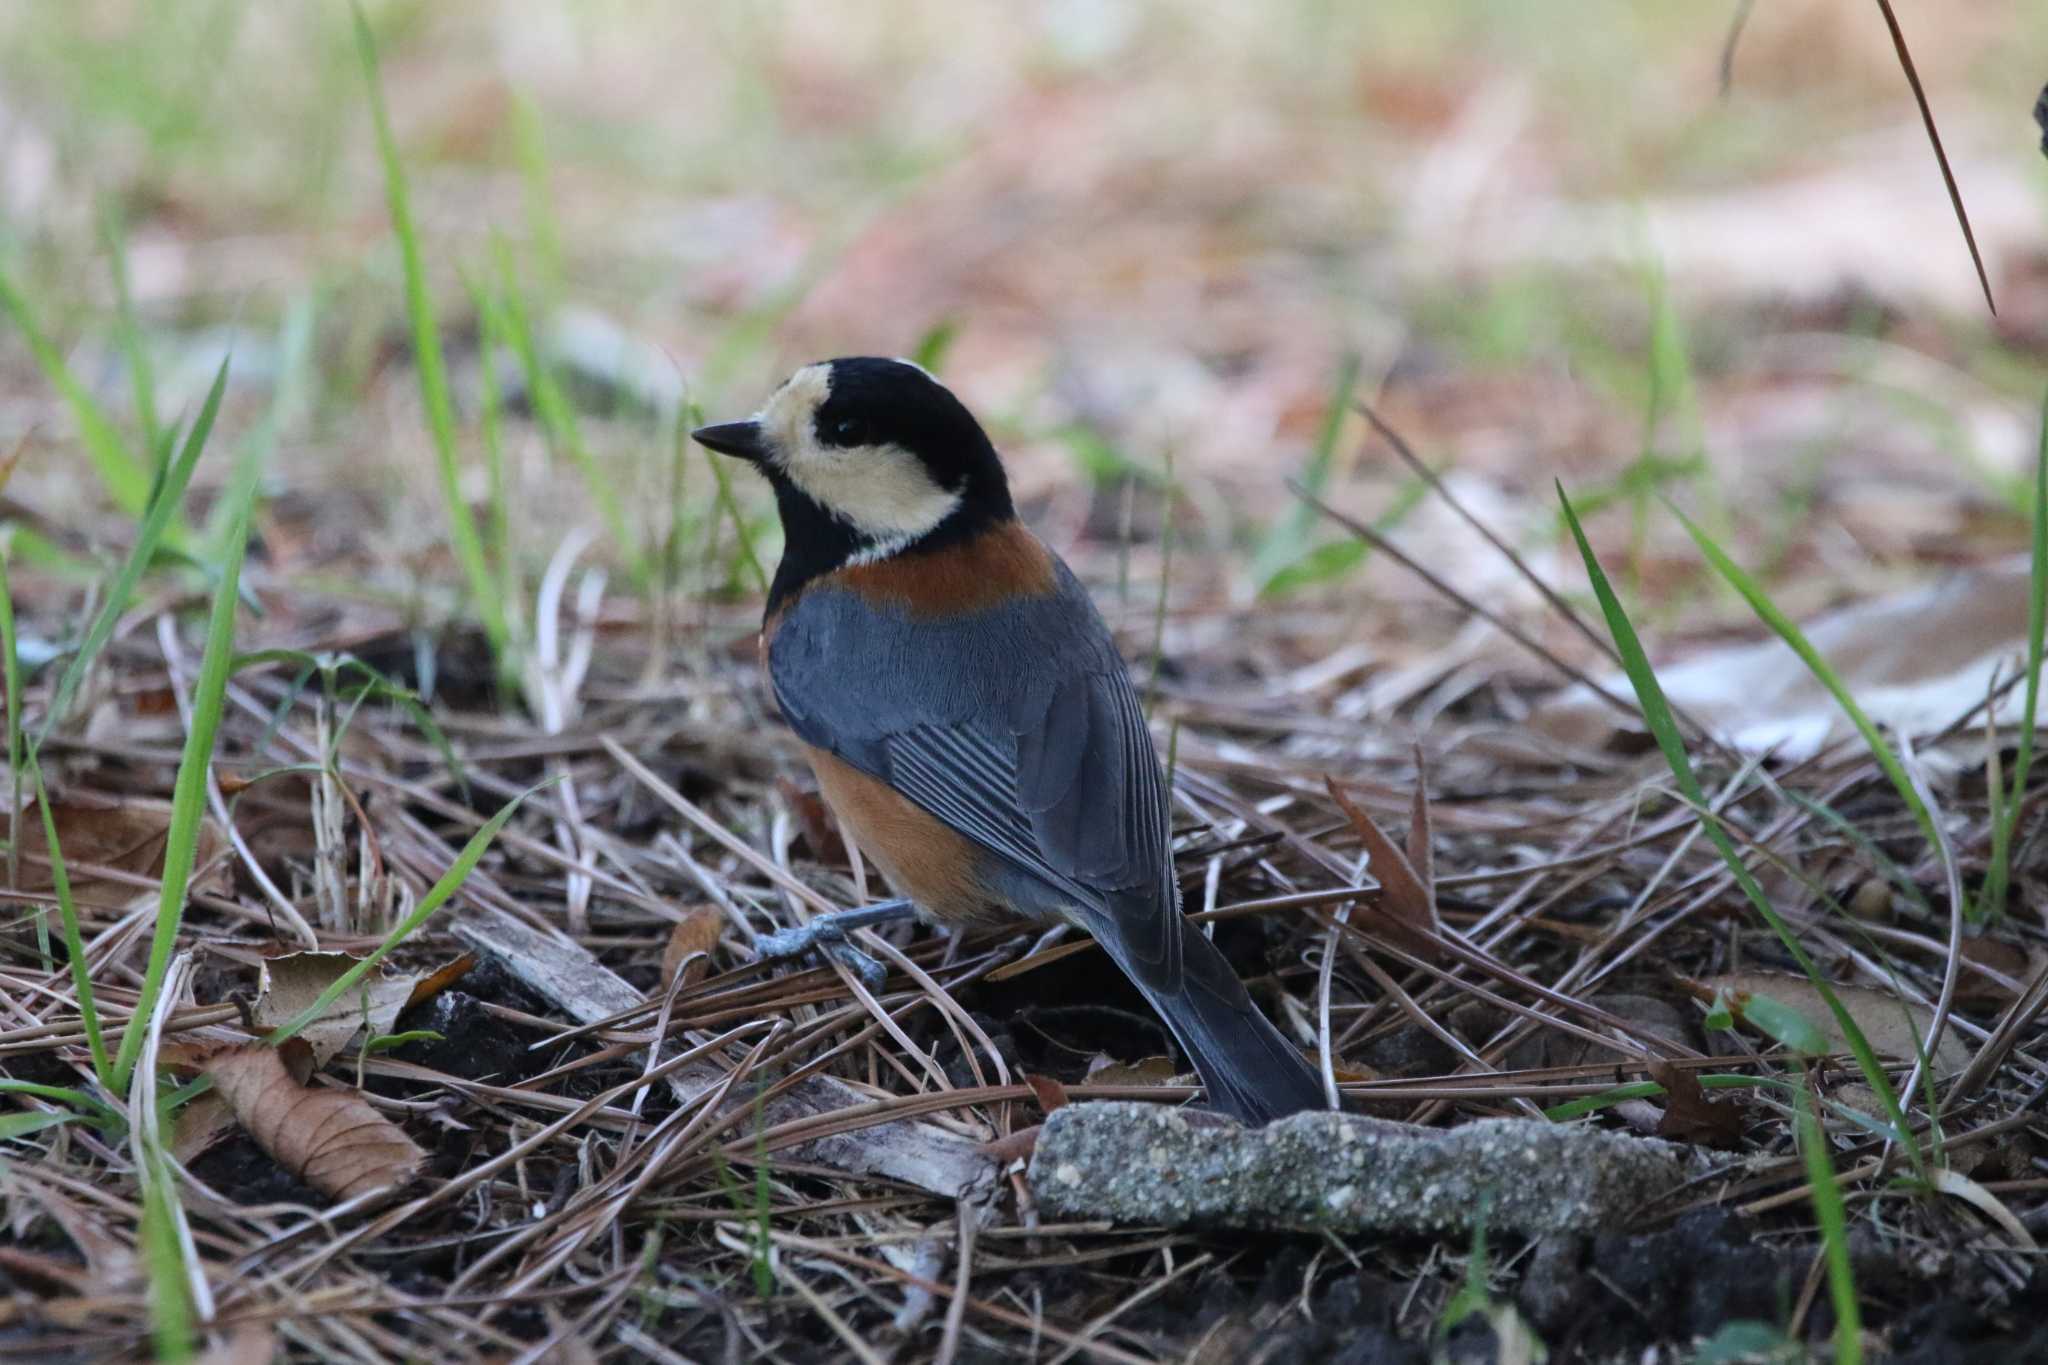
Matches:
[762,472,1013,618]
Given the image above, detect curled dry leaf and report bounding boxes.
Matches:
[1084,1054,1187,1088]
[23,794,228,907]
[1324,774,1440,956]
[1025,1073,1071,1114]
[202,1044,424,1206]
[1645,1059,1745,1149]
[777,776,848,864]
[1953,937,2041,1007]
[1697,971,1971,1077]
[983,1125,1042,1164]
[404,951,477,1008]
[659,903,725,991]
[252,951,419,1068]
[173,1043,317,1162]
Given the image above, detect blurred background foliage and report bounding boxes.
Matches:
[0,0,2044,627]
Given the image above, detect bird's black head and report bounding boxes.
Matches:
[693,357,1015,610]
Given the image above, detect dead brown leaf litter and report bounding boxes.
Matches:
[1,496,2046,1359]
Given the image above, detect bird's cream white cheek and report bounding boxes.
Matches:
[786,443,960,548]
[758,362,960,549]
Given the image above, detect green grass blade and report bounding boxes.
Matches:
[911,319,958,374]
[0,1111,84,1143]
[0,264,151,516]
[511,93,564,305]
[1667,501,1939,852]
[1557,482,1924,1181]
[33,764,112,1087]
[1797,1084,1864,1365]
[109,467,256,1096]
[0,551,26,917]
[705,445,768,594]
[1982,384,2048,919]
[465,276,523,655]
[101,201,162,461]
[492,241,643,580]
[1251,351,1360,596]
[352,5,510,669]
[0,1079,123,1126]
[138,1150,193,1361]
[265,784,535,1048]
[36,357,228,751]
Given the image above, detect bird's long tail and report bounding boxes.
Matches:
[1098,912,1327,1125]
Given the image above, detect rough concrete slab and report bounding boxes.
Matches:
[1028,1102,1709,1235]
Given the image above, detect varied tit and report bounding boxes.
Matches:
[693,357,1326,1125]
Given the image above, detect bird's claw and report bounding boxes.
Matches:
[754,920,889,991]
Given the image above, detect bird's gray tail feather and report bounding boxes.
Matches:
[1099,913,1327,1126]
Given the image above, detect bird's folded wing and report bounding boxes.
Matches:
[769,574,1180,981]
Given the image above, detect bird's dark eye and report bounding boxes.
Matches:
[830,417,872,446]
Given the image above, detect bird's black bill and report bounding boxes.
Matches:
[691,420,767,462]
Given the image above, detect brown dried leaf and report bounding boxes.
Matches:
[1324,774,1440,953]
[1025,1073,1071,1114]
[404,951,477,1009]
[173,1032,303,1163]
[1646,1060,1745,1149]
[170,1092,237,1165]
[23,794,228,907]
[202,1044,424,1206]
[1084,1054,1185,1088]
[1405,745,1434,907]
[659,904,725,991]
[1698,971,1971,1077]
[777,776,847,864]
[252,952,420,1068]
[983,1125,1042,1164]
[1954,937,2040,1007]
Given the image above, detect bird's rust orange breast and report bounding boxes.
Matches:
[801,744,1010,925]
[834,519,1058,617]
[759,521,1054,650]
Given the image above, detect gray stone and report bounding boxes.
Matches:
[1027,1102,1707,1235]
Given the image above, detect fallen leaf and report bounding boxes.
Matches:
[1025,1073,1071,1114]
[659,904,725,991]
[201,1044,424,1205]
[403,952,477,1009]
[23,794,229,908]
[1697,972,1971,1077]
[983,1125,1042,1164]
[1953,937,2040,1007]
[1324,774,1440,954]
[1646,1060,1745,1149]
[1083,1054,1186,1088]
[777,777,847,864]
[170,1092,237,1165]
[252,952,419,1068]
[1404,745,1435,911]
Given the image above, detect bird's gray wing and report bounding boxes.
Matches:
[768,560,1181,979]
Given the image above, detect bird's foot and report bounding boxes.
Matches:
[753,900,917,991]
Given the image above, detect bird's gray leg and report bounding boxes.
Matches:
[754,899,917,990]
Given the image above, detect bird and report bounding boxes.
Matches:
[693,356,1327,1126]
